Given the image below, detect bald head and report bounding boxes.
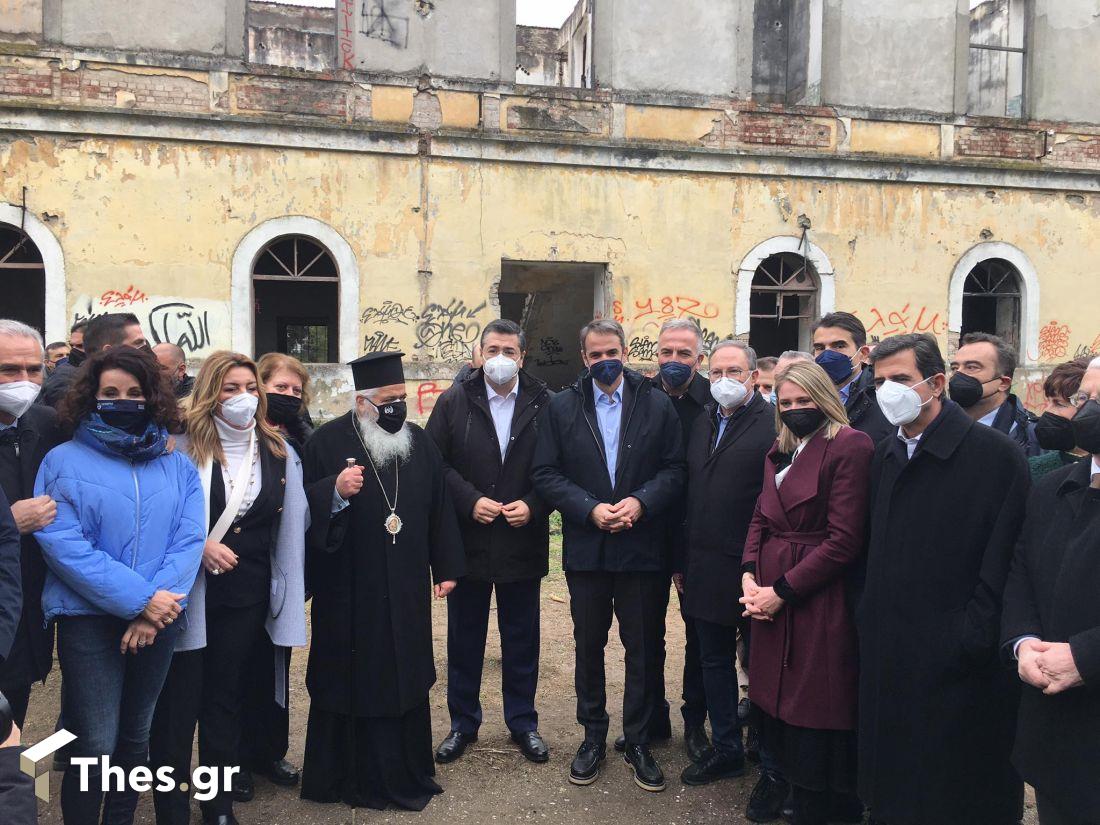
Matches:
[154,343,187,387]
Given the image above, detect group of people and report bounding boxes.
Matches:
[0,306,1095,825]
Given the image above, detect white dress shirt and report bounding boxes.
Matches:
[897,428,923,460]
[486,376,519,461]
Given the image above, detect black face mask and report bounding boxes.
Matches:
[266,392,303,426]
[96,399,150,434]
[948,372,997,409]
[1035,411,1077,453]
[780,408,827,439]
[1070,400,1100,455]
[67,347,86,368]
[371,399,407,435]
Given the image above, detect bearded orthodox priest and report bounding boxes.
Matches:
[299,351,466,811]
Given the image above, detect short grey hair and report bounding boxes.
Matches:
[779,350,813,363]
[579,318,626,351]
[709,339,757,369]
[658,319,704,354]
[0,319,44,354]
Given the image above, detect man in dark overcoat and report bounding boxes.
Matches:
[1002,356,1100,825]
[858,333,1029,825]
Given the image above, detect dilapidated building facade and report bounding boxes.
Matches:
[2,0,1099,416]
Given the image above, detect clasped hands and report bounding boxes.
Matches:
[1017,638,1084,695]
[589,497,643,533]
[740,574,785,622]
[472,497,531,527]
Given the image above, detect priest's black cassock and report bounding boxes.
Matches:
[300,411,466,810]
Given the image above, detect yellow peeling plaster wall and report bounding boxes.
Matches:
[2,134,1099,418]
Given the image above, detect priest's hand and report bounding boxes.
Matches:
[11,495,57,535]
[590,503,618,531]
[1036,642,1084,694]
[501,499,531,527]
[434,580,457,599]
[203,539,239,576]
[472,497,503,524]
[1016,638,1051,690]
[607,496,644,532]
[141,590,185,629]
[336,465,364,499]
[120,617,159,654]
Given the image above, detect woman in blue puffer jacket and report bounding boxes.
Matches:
[34,346,205,825]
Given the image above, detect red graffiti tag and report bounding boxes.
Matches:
[99,285,149,309]
[416,381,447,416]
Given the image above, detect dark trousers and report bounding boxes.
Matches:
[566,570,667,746]
[57,615,181,825]
[447,577,540,736]
[677,592,708,729]
[694,618,743,758]
[1037,792,1098,825]
[150,649,202,825]
[241,636,291,767]
[0,677,31,729]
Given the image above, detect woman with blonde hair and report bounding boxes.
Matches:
[150,351,308,825]
[257,352,314,454]
[739,360,874,825]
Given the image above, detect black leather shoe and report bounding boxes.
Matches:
[746,772,791,822]
[684,725,711,764]
[569,740,606,785]
[435,730,477,764]
[512,730,550,763]
[613,734,626,753]
[623,744,665,792]
[202,815,240,825]
[231,769,253,803]
[255,758,300,787]
[680,749,746,786]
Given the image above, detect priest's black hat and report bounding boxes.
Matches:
[348,351,406,390]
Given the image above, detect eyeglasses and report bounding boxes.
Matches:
[709,368,748,380]
[1070,392,1099,409]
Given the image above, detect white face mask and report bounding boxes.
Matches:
[219,392,259,428]
[0,380,40,419]
[875,377,935,426]
[710,376,750,410]
[483,353,520,385]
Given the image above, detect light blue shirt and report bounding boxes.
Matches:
[593,379,623,487]
[838,381,853,406]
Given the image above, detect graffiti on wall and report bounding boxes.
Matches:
[363,330,400,354]
[338,0,356,70]
[416,380,447,416]
[861,303,948,339]
[1038,321,1072,361]
[71,290,230,356]
[414,299,486,362]
[613,296,720,326]
[360,300,418,327]
[533,336,567,367]
[1074,333,1100,359]
[361,0,409,48]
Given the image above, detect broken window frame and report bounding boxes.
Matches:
[748,251,818,324]
[0,225,44,272]
[966,0,1030,119]
[961,257,1024,355]
[252,234,339,282]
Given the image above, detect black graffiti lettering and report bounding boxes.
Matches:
[533,336,567,367]
[360,300,418,326]
[361,0,409,48]
[414,298,486,362]
[149,302,212,354]
[363,330,399,353]
[628,335,658,362]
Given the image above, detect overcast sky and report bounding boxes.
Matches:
[273,0,578,28]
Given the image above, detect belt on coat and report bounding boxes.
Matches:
[771,529,827,545]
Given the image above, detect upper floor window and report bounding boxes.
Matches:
[968,0,1027,118]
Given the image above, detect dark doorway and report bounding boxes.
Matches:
[961,257,1022,356]
[0,224,45,334]
[252,235,339,363]
[498,260,608,391]
[748,251,818,358]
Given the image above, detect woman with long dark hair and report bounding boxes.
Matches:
[150,351,307,825]
[35,347,205,825]
[739,361,874,825]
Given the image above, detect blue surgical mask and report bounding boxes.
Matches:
[815,349,855,385]
[767,390,777,406]
[659,361,693,389]
[95,399,150,434]
[590,358,624,387]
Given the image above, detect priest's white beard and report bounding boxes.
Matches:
[357,413,413,465]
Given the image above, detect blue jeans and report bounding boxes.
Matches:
[57,615,181,825]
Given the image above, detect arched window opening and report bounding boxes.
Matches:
[748,251,819,356]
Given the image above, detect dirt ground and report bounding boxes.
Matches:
[24,551,1039,825]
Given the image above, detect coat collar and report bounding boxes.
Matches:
[770,426,829,512]
[886,399,971,465]
[1056,456,1099,513]
[704,392,768,462]
[652,370,710,407]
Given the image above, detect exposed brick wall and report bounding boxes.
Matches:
[410,90,442,130]
[80,68,208,112]
[1048,136,1100,170]
[955,127,1043,161]
[234,76,345,118]
[0,60,53,99]
[737,113,832,149]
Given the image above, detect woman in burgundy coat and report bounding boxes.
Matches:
[740,361,874,825]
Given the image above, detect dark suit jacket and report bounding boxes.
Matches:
[680,393,776,625]
[532,369,686,573]
[0,486,19,664]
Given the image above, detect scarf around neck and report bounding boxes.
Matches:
[80,415,169,463]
